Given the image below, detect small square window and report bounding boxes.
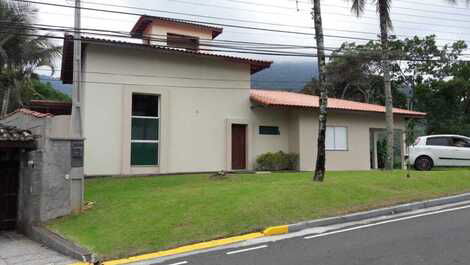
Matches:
[259,126,280,135]
[326,126,348,151]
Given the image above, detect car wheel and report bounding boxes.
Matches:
[414,156,433,171]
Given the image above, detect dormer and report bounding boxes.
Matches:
[130,16,223,51]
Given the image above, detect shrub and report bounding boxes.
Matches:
[255,151,299,171]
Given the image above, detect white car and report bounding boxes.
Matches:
[409,135,470,171]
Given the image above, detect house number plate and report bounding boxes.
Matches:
[71,140,84,168]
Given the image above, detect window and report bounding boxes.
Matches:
[259,126,280,135]
[131,94,159,166]
[426,137,451,146]
[452,137,470,148]
[326,126,348,151]
[167,33,199,50]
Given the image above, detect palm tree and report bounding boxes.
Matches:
[348,0,469,170]
[0,0,59,116]
[312,0,329,182]
[348,0,394,170]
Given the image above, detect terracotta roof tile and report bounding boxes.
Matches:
[0,124,36,142]
[2,108,54,119]
[250,89,426,117]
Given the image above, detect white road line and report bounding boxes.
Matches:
[166,261,188,265]
[226,245,268,255]
[305,204,470,240]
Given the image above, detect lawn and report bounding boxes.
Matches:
[48,169,470,259]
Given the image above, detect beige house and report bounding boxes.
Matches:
[58,15,425,176]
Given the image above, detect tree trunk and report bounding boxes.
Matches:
[1,85,11,117]
[313,0,328,182]
[379,1,394,170]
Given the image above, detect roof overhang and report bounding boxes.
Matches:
[60,35,272,84]
[130,15,224,39]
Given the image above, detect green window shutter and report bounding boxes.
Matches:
[131,143,158,166]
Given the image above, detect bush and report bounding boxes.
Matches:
[255,151,299,171]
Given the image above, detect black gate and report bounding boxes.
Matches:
[0,160,19,231]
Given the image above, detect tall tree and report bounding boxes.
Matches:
[312,0,328,182]
[0,0,59,116]
[348,0,394,170]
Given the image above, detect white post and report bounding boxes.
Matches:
[71,0,82,138]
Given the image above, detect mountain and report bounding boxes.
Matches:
[252,61,318,91]
[39,75,72,96]
[38,61,318,95]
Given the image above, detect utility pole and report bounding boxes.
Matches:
[70,0,85,214]
[71,0,82,137]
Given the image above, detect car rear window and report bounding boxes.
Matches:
[426,137,451,146]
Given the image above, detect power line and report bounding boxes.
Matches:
[24,0,470,45]
[35,68,313,84]
[7,28,470,61]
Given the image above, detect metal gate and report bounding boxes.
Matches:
[0,160,19,230]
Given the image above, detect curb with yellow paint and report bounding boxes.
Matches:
[77,225,289,265]
[262,225,289,236]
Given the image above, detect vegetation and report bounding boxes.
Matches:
[255,151,299,171]
[29,79,71,102]
[416,64,470,136]
[0,0,60,116]
[49,170,470,258]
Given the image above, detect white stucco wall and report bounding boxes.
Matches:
[82,44,263,176]
[81,43,409,176]
[143,20,214,46]
[294,110,407,171]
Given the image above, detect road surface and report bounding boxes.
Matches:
[153,205,470,265]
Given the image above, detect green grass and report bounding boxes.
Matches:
[48,169,470,259]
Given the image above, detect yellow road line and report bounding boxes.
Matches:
[102,232,264,265]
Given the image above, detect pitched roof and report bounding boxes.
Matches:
[131,15,223,39]
[2,108,53,119]
[250,89,426,117]
[0,124,36,142]
[60,35,272,84]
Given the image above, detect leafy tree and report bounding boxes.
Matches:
[416,64,470,136]
[0,0,59,116]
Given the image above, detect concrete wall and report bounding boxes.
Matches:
[293,109,407,171]
[1,113,82,227]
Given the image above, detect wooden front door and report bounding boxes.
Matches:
[232,124,247,170]
[0,160,19,231]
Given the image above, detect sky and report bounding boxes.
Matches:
[34,0,470,76]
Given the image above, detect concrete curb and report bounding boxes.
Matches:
[282,192,470,234]
[28,226,96,264]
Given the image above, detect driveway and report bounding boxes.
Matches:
[0,231,78,265]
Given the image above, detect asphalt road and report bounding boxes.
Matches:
[159,206,470,265]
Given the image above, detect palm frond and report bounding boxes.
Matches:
[346,0,367,17]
